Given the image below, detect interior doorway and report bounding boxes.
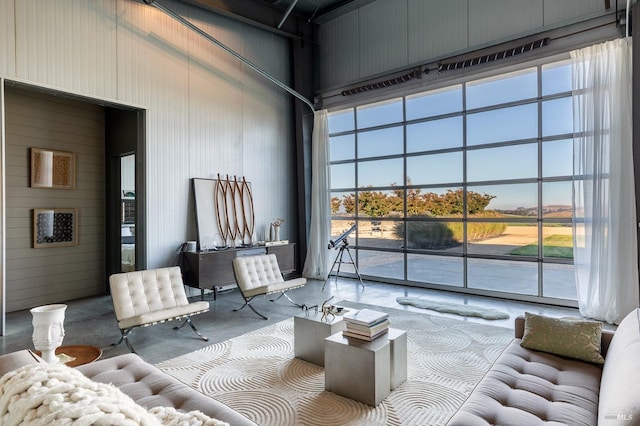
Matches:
[105,108,146,286]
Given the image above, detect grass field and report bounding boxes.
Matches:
[510,234,573,258]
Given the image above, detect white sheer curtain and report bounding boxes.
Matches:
[302,110,332,279]
[571,37,638,324]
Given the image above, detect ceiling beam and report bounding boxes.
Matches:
[277,0,299,29]
[177,0,315,40]
[313,0,378,24]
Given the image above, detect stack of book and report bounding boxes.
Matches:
[342,308,390,341]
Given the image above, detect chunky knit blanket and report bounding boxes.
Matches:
[0,363,229,426]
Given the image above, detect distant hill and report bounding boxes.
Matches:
[543,205,572,212]
[496,205,572,217]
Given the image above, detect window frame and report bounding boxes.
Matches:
[328,56,576,306]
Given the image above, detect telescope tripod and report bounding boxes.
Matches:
[322,238,365,291]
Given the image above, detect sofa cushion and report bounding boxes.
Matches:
[0,362,229,425]
[447,338,602,425]
[598,308,640,425]
[520,312,605,364]
[77,353,257,426]
[0,349,42,377]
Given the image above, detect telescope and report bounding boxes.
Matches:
[323,223,364,290]
[328,224,357,249]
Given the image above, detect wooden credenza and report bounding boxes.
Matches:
[181,243,296,299]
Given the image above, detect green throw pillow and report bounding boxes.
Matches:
[520,312,605,364]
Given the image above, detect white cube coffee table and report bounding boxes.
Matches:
[294,311,346,366]
[324,332,391,406]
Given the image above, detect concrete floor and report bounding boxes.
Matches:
[0,277,592,365]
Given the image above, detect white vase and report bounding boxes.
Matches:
[270,225,280,242]
[31,304,67,363]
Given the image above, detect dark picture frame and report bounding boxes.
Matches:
[33,208,78,248]
[30,148,76,189]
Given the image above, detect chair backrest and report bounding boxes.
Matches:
[232,254,285,292]
[109,266,189,321]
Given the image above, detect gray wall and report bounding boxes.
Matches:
[0,0,297,314]
[318,0,612,92]
[4,87,106,311]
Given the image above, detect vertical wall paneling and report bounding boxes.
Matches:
[4,87,105,312]
[317,0,610,94]
[14,0,118,99]
[117,0,191,266]
[318,10,360,90]
[177,4,296,248]
[358,0,408,78]
[543,0,607,27]
[407,0,468,66]
[0,0,16,77]
[114,0,294,266]
[467,0,544,47]
[240,25,294,243]
[187,9,244,183]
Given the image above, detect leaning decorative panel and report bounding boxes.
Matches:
[33,208,78,248]
[30,148,76,190]
[192,176,255,249]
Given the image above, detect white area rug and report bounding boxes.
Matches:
[156,302,513,426]
[396,297,510,320]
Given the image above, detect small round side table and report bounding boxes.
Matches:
[35,345,102,367]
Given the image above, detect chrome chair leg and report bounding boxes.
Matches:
[174,317,209,341]
[112,328,137,354]
[270,291,303,308]
[234,297,269,320]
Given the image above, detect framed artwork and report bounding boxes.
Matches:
[30,148,76,189]
[33,208,78,248]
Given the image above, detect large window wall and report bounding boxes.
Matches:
[329,59,577,303]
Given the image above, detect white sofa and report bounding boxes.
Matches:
[448,309,640,425]
[0,350,256,425]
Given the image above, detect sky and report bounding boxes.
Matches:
[328,60,575,211]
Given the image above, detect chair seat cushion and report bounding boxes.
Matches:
[242,278,307,298]
[118,301,209,329]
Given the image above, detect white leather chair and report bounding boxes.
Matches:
[232,254,307,320]
[109,266,210,352]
